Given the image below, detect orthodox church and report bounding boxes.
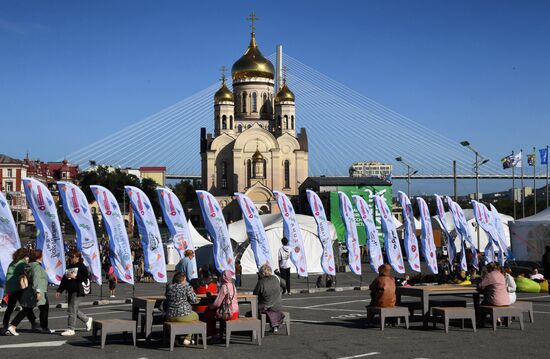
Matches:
[200,21,308,216]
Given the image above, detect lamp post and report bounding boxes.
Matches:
[395,157,418,198]
[460,141,490,249]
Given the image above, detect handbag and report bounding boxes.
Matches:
[82,279,91,295]
[216,284,235,320]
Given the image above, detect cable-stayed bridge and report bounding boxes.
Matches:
[65,54,545,180]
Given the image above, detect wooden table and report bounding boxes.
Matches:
[197,293,258,316]
[396,285,480,328]
[132,295,165,341]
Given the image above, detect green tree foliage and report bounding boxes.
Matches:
[169,180,197,206]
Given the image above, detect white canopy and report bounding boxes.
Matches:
[509,208,550,261]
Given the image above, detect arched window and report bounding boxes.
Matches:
[283,115,288,129]
[222,115,227,130]
[252,92,257,112]
[263,159,267,179]
[291,115,294,129]
[221,161,227,189]
[262,93,267,113]
[242,92,247,113]
[277,115,282,129]
[247,159,252,185]
[238,124,242,133]
[247,124,252,129]
[284,160,290,188]
[229,116,233,129]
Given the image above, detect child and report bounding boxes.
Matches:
[107,266,117,298]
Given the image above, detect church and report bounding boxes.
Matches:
[200,19,308,218]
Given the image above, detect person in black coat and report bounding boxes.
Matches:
[56,250,93,336]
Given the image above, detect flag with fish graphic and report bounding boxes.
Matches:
[235,192,273,270]
[307,190,336,276]
[416,197,438,274]
[398,191,421,272]
[447,197,479,270]
[490,204,514,261]
[23,178,65,284]
[353,194,384,272]
[374,194,405,273]
[196,190,235,275]
[125,186,166,283]
[274,191,308,276]
[91,185,134,284]
[471,200,504,265]
[157,187,197,279]
[58,182,102,284]
[0,191,21,285]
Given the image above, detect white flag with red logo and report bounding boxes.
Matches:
[0,191,21,285]
[157,187,197,279]
[416,197,438,274]
[125,186,167,283]
[306,190,336,276]
[196,190,235,275]
[58,182,102,284]
[353,195,384,273]
[23,178,65,284]
[235,192,273,270]
[374,194,405,273]
[274,191,308,277]
[398,191,421,272]
[91,185,134,284]
[338,192,361,275]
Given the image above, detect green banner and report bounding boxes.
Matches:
[329,185,392,245]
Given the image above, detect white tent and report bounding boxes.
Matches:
[230,214,338,275]
[432,209,513,252]
[509,208,550,261]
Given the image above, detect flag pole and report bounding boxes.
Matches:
[512,150,516,219]
[519,149,525,218]
[533,146,537,214]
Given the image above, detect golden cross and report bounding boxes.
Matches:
[220,65,227,83]
[282,65,288,83]
[247,12,259,32]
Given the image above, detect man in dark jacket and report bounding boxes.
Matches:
[56,250,92,336]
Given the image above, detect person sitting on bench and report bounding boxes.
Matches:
[478,263,510,306]
[164,272,200,346]
[369,264,396,308]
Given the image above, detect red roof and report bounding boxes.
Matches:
[139,166,166,172]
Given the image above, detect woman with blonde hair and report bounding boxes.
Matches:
[253,264,285,331]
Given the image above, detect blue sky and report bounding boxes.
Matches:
[1,1,549,194]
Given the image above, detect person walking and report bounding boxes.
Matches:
[7,250,54,335]
[56,250,92,336]
[278,237,291,295]
[175,249,196,282]
[543,246,550,293]
[2,248,30,333]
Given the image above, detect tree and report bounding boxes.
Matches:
[169,180,197,206]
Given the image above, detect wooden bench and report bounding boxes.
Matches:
[431,307,476,333]
[398,299,467,316]
[365,306,409,331]
[260,311,290,338]
[479,305,524,331]
[512,301,534,323]
[225,317,262,347]
[92,319,136,349]
[163,321,207,351]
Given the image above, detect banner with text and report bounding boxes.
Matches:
[196,190,235,275]
[235,192,273,270]
[434,194,456,268]
[338,192,361,275]
[490,204,514,261]
[91,185,134,284]
[307,190,336,276]
[23,178,65,284]
[398,191,421,272]
[447,197,479,269]
[374,194,405,273]
[0,192,21,285]
[58,182,102,284]
[416,197,438,274]
[274,191,308,276]
[157,187,197,278]
[125,186,167,283]
[353,195,384,273]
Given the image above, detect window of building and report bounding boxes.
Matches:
[252,92,257,112]
[62,172,67,178]
[229,116,233,129]
[284,160,290,188]
[7,169,13,177]
[222,115,227,130]
[221,161,228,189]
[247,159,252,186]
[242,92,247,112]
[283,115,288,129]
[291,116,294,129]
[238,124,243,133]
[6,181,13,192]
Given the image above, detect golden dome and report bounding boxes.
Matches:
[214,80,233,102]
[252,148,264,162]
[232,32,275,81]
[275,82,295,103]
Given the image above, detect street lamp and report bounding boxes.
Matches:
[395,156,417,198]
[460,140,490,249]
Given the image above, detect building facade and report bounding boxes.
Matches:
[349,161,392,178]
[201,28,308,215]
